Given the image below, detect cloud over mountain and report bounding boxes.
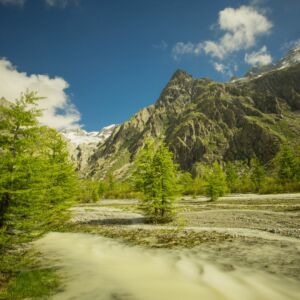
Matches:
[0,58,80,130]
[171,4,273,76]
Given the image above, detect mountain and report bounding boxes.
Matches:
[61,125,117,146]
[245,43,300,78]
[61,125,117,174]
[85,46,300,179]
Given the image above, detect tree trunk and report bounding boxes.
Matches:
[0,192,10,227]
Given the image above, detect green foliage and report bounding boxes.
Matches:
[0,92,79,299]
[3,268,60,300]
[274,144,297,183]
[178,171,193,195]
[133,139,178,222]
[98,179,139,199]
[225,161,239,193]
[0,92,78,231]
[224,160,254,193]
[98,180,109,198]
[77,179,100,203]
[205,162,228,201]
[178,171,206,196]
[250,158,266,192]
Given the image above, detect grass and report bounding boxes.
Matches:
[0,210,69,299]
[0,239,62,300]
[2,268,60,300]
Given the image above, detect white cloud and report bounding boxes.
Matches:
[171,5,272,65]
[0,58,80,130]
[203,5,272,59]
[244,45,272,66]
[0,0,79,8]
[172,42,202,60]
[213,62,238,77]
[0,0,25,6]
[153,40,168,51]
[214,62,226,73]
[45,0,79,8]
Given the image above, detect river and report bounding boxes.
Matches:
[35,232,300,300]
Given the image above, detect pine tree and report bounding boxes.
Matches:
[133,139,178,222]
[205,162,228,201]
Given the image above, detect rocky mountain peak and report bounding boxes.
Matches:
[245,42,300,78]
[170,69,193,81]
[277,42,300,69]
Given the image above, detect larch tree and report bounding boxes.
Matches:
[274,144,296,184]
[133,139,178,222]
[205,162,228,201]
[250,158,265,192]
[0,92,78,231]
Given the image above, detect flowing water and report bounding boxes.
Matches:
[35,232,300,300]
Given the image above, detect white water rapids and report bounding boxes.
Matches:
[35,232,300,300]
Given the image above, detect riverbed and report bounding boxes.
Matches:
[35,232,300,300]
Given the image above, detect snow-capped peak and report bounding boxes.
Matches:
[244,43,300,79]
[61,124,117,146]
[276,43,300,70]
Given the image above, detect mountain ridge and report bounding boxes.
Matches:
[85,48,300,179]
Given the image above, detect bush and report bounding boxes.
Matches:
[77,180,99,203]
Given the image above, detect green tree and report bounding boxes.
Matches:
[77,179,99,203]
[0,92,78,230]
[295,145,300,181]
[274,144,296,183]
[98,180,109,199]
[205,162,228,201]
[107,173,115,191]
[132,139,156,197]
[0,92,41,226]
[133,139,178,222]
[225,161,239,193]
[250,158,265,192]
[178,171,193,195]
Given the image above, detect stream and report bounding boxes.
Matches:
[35,232,300,300]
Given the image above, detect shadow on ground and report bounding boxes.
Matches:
[81,217,146,226]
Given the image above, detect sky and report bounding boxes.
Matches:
[0,0,299,131]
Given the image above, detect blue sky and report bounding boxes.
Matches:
[0,0,299,131]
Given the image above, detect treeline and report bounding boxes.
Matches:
[77,139,300,222]
[84,142,300,203]
[182,145,300,196]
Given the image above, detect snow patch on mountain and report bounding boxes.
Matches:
[61,124,117,146]
[242,43,300,80]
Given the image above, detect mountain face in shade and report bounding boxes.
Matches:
[85,47,300,179]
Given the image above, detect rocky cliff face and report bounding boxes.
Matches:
[61,125,117,175]
[86,55,300,179]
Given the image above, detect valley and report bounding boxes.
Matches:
[33,193,300,300]
[1,21,300,300]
